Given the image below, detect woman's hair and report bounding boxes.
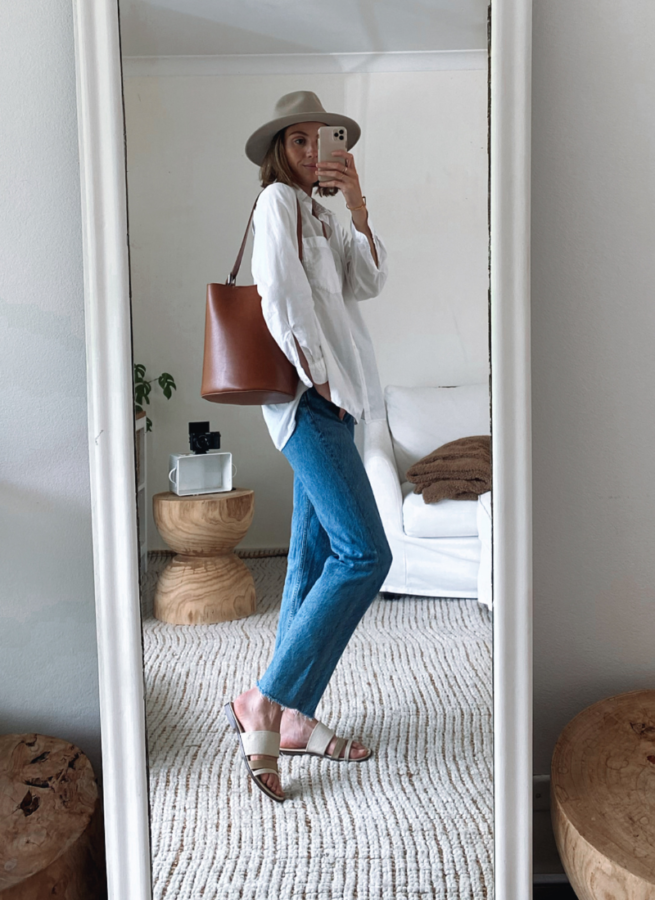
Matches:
[259,128,338,198]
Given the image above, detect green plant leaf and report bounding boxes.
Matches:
[135,381,151,406]
[158,372,177,400]
[134,363,146,381]
[135,404,143,414]
[146,417,153,432]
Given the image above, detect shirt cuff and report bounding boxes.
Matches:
[306,355,328,385]
[289,336,327,386]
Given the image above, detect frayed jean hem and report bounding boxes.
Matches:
[255,681,316,721]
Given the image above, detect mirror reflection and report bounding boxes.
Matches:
[121,1,492,895]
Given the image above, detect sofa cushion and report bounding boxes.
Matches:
[401,482,479,538]
[385,384,490,478]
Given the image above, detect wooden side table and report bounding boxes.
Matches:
[152,489,256,625]
[0,734,105,899]
[552,689,655,900]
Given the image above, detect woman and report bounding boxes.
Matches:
[225,91,392,802]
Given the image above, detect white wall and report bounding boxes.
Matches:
[119,0,489,56]
[0,1,101,772]
[123,65,489,548]
[6,0,650,796]
[531,0,655,771]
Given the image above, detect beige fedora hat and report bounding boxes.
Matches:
[245,90,361,166]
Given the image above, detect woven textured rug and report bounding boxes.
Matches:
[142,555,493,900]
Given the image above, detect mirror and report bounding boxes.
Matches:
[120,0,493,893]
[72,0,532,896]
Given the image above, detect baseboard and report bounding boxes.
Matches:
[148,547,288,560]
[533,874,570,885]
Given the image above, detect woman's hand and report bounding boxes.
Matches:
[316,149,364,211]
[313,380,331,404]
[315,381,346,420]
[316,150,379,267]
[295,340,346,420]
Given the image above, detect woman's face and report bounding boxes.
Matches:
[283,121,325,191]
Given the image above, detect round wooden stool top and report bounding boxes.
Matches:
[153,489,254,555]
[551,689,655,900]
[0,733,104,899]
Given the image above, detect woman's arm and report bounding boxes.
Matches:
[350,206,378,267]
[293,337,329,400]
[317,148,378,266]
[341,215,388,301]
[317,150,388,301]
[252,184,327,386]
[294,337,346,420]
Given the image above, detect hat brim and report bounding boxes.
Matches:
[245,112,361,166]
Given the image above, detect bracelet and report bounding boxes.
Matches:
[346,195,367,212]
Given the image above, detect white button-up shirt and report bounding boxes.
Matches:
[251,182,388,450]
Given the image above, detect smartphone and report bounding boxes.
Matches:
[317,125,348,182]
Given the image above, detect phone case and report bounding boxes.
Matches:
[318,125,348,182]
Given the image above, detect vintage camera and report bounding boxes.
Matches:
[188,421,221,455]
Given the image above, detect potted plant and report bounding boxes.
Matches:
[134,364,177,431]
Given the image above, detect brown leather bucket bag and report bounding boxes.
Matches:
[201,196,301,405]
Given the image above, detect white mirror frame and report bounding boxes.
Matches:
[72,1,532,897]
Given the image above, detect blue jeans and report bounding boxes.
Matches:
[257,388,392,718]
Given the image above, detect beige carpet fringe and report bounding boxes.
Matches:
[142,556,493,899]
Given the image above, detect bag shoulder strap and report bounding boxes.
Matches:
[228,192,303,285]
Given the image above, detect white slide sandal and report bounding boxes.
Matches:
[279,720,372,762]
[224,701,285,803]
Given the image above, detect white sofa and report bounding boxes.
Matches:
[363,384,492,607]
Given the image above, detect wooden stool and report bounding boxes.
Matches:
[152,489,256,624]
[0,734,105,899]
[552,689,655,900]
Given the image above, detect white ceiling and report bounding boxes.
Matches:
[119,0,489,57]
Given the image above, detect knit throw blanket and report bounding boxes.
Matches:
[406,435,491,503]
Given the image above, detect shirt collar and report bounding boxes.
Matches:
[293,185,312,204]
[293,185,332,238]
[293,185,330,218]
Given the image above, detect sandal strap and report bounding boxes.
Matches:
[242,730,280,758]
[343,738,354,761]
[306,721,335,757]
[251,765,279,778]
[330,736,347,760]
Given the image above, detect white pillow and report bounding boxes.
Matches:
[385,384,491,478]
[401,483,479,538]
